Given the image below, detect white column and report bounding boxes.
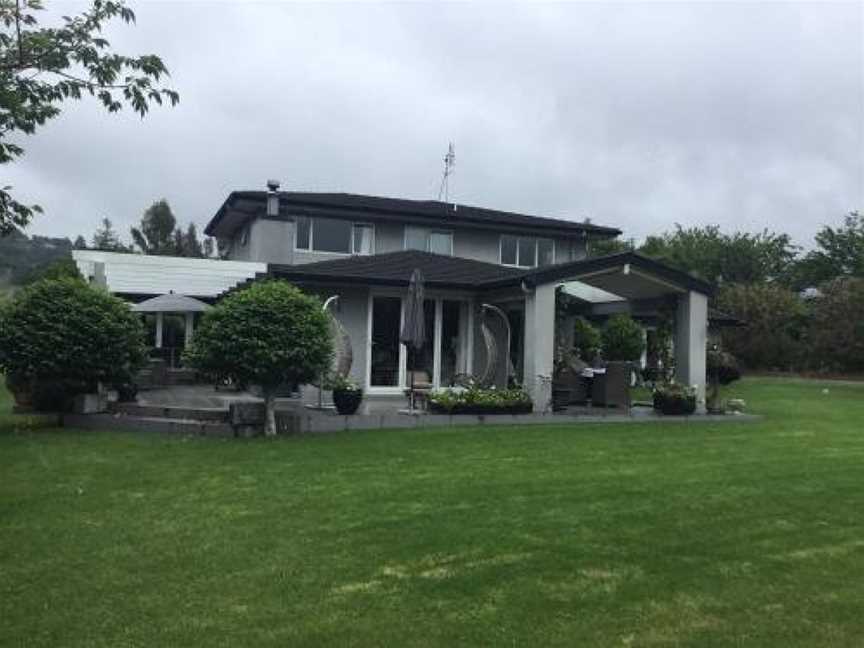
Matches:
[432,299,443,388]
[674,290,709,412]
[155,312,164,349]
[184,312,195,346]
[523,283,556,412]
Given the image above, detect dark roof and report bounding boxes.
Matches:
[269,250,527,290]
[205,191,621,239]
[266,250,714,296]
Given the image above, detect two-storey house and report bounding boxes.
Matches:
[203,185,712,409]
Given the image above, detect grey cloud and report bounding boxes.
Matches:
[7,1,862,248]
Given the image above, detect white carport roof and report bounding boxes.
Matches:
[130,293,212,313]
[72,250,265,298]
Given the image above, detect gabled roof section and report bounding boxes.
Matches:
[205,191,621,240]
[268,250,527,290]
[506,251,715,296]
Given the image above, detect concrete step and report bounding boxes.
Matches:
[65,413,234,437]
[110,402,228,422]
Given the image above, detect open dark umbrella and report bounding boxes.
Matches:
[400,269,426,410]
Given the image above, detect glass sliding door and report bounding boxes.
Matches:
[370,296,402,387]
[368,295,472,390]
[406,300,436,385]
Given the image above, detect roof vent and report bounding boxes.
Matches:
[266,179,280,217]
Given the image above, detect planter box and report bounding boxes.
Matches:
[428,403,533,416]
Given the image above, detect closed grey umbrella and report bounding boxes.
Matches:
[400,269,426,410]
[400,269,426,351]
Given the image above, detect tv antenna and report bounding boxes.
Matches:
[437,142,456,205]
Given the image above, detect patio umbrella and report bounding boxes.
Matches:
[400,269,426,410]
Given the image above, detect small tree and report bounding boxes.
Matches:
[131,199,178,255]
[0,278,146,410]
[185,281,333,436]
[601,314,645,362]
[572,317,601,360]
[0,0,179,235]
[91,218,130,252]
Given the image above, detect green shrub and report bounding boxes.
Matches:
[806,278,864,373]
[572,318,601,360]
[0,278,146,411]
[185,281,333,435]
[601,314,645,362]
[715,283,808,370]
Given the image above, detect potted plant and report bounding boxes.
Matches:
[653,382,697,415]
[706,345,742,413]
[328,374,363,415]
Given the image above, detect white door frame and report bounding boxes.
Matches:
[365,290,472,395]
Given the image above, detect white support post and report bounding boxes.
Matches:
[433,299,443,388]
[155,312,164,349]
[184,312,195,346]
[522,283,556,412]
[674,290,709,412]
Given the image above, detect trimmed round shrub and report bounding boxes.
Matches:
[601,314,645,362]
[184,281,333,435]
[0,278,147,411]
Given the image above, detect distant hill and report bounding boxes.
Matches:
[0,230,73,286]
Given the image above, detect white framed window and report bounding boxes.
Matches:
[404,226,454,256]
[295,217,374,255]
[500,235,555,268]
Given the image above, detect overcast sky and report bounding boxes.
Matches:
[8,1,864,247]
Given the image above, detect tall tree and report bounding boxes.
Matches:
[640,225,799,285]
[790,212,864,289]
[90,217,129,252]
[0,0,179,235]
[182,222,203,258]
[130,199,177,255]
[72,235,87,250]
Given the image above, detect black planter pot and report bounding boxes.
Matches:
[333,388,363,415]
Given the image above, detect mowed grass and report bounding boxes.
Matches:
[1,379,863,647]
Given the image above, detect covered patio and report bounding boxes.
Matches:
[268,250,713,414]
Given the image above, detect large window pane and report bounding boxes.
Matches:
[353,224,374,255]
[405,226,427,251]
[428,231,453,256]
[501,235,518,265]
[295,216,311,250]
[407,300,436,386]
[370,297,402,387]
[313,217,352,253]
[518,237,537,267]
[537,239,555,266]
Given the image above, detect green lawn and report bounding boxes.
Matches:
[1,379,863,647]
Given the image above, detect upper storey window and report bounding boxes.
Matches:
[500,235,555,268]
[295,217,374,255]
[405,226,453,256]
